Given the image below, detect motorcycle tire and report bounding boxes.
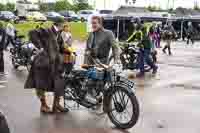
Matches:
[107,86,139,129]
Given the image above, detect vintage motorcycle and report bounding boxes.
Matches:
[64,57,139,129]
[109,42,157,71]
[10,35,36,71]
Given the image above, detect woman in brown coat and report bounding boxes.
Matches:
[24,21,68,113]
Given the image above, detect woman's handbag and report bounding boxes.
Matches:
[63,45,76,64]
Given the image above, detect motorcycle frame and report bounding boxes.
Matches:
[64,69,135,112]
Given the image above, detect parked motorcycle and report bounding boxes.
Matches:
[10,35,36,71]
[64,57,140,129]
[110,42,157,71]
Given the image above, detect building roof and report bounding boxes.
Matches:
[112,6,150,17]
[175,7,200,17]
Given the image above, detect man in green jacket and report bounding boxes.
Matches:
[128,25,158,77]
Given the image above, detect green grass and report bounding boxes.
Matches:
[14,21,52,40]
[2,21,87,41]
[2,21,152,41]
[69,22,87,41]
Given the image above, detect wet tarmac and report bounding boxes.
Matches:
[1,42,200,133]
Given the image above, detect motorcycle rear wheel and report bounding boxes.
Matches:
[107,86,139,129]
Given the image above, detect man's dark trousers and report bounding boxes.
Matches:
[144,49,157,70]
[137,49,145,73]
[5,35,14,48]
[0,50,4,73]
[138,49,157,73]
[187,34,194,45]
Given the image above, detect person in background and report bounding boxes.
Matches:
[149,26,158,63]
[5,22,15,48]
[61,23,75,74]
[187,22,195,45]
[127,18,144,43]
[0,21,6,75]
[149,26,156,48]
[127,18,144,75]
[155,25,161,48]
[137,27,158,77]
[162,21,176,55]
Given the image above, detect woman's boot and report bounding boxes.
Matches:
[40,96,52,113]
[53,96,69,113]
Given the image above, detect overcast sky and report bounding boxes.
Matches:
[3,0,200,9]
[135,0,200,9]
[95,0,200,9]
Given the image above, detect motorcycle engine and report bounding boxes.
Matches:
[85,79,104,97]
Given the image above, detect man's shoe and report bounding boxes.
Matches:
[152,66,158,75]
[40,97,52,114]
[40,105,52,114]
[162,49,166,54]
[53,96,69,113]
[53,105,69,113]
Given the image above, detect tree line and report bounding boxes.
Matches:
[40,0,93,12]
[0,0,93,13]
[0,3,15,12]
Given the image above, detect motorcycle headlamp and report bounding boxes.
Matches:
[27,43,34,49]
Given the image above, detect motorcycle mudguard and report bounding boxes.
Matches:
[103,84,135,113]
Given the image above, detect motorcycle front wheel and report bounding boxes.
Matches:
[107,86,139,129]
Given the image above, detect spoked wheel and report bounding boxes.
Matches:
[107,86,139,129]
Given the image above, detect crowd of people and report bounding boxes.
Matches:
[0,15,198,132]
[23,16,119,114]
[0,17,176,114]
